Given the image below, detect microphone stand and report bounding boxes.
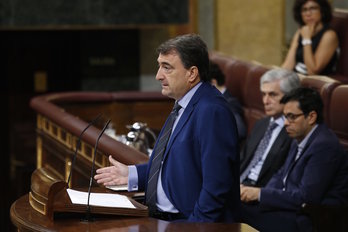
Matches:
[67,114,102,187]
[84,119,111,222]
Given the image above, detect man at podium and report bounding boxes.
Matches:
[94,34,241,222]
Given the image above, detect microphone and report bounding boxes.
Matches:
[85,119,111,221]
[67,114,102,187]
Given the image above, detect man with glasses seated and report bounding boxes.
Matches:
[240,69,300,187]
[240,87,348,232]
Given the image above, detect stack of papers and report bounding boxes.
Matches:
[67,189,135,209]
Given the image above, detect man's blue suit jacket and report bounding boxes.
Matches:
[136,82,241,222]
[261,123,348,211]
[257,123,348,231]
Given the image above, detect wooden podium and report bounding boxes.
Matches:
[11,194,258,232]
[28,167,148,221]
[11,167,258,231]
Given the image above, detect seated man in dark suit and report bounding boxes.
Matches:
[240,69,300,187]
[240,87,348,232]
[208,62,247,141]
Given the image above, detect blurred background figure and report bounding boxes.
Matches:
[282,0,339,75]
[209,62,247,141]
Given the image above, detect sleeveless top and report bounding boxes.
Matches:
[295,24,339,75]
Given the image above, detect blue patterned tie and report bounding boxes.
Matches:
[146,102,181,212]
[240,121,277,183]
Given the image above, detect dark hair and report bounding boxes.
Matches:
[208,62,225,85]
[293,0,332,26]
[156,34,210,82]
[280,87,324,123]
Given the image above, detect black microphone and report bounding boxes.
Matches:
[67,114,102,187]
[85,119,111,221]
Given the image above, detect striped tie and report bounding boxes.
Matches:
[240,121,277,183]
[145,102,181,212]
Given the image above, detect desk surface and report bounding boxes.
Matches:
[11,194,258,232]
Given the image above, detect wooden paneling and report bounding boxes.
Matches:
[31,92,173,188]
[215,0,285,65]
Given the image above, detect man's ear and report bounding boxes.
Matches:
[187,66,199,83]
[308,110,318,125]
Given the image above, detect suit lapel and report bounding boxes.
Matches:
[258,127,287,177]
[282,142,298,180]
[283,124,322,183]
[294,124,321,163]
[240,118,270,171]
[162,82,205,161]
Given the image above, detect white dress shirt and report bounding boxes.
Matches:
[247,116,285,181]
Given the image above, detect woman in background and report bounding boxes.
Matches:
[282,0,339,75]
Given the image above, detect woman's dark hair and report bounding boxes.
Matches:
[293,0,332,26]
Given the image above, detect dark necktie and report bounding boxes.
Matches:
[146,102,181,212]
[240,121,277,183]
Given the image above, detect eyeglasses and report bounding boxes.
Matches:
[301,6,320,14]
[284,113,304,122]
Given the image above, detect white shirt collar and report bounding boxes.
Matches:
[177,82,202,110]
[270,115,285,128]
[297,124,319,151]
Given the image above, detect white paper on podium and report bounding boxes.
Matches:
[67,189,136,209]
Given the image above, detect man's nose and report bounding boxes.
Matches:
[284,117,290,126]
[263,95,270,104]
[155,69,162,80]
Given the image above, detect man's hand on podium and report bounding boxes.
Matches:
[94,155,129,187]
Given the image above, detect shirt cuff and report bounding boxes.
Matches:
[128,165,139,192]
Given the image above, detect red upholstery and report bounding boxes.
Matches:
[328,85,348,151]
[209,51,348,152]
[243,65,270,132]
[210,52,249,103]
[209,52,235,73]
[330,9,348,83]
[225,59,255,105]
[300,75,340,124]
